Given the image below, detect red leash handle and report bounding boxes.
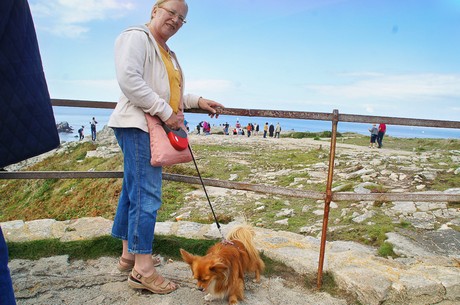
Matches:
[163,124,188,151]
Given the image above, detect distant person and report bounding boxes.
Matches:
[269,123,275,137]
[246,123,252,137]
[184,119,189,132]
[78,126,85,140]
[369,124,378,148]
[203,121,211,135]
[90,117,98,141]
[235,120,241,129]
[223,122,229,135]
[274,123,281,138]
[254,123,259,136]
[377,123,387,148]
[263,122,268,138]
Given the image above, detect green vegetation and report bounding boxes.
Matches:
[7,235,216,261]
[339,135,460,152]
[1,134,459,256]
[285,131,341,139]
[326,210,397,248]
[378,242,397,258]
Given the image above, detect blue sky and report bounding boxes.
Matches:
[30,0,460,121]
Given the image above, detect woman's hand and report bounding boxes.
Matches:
[164,112,182,130]
[198,98,224,118]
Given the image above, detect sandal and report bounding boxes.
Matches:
[128,268,178,294]
[117,255,161,272]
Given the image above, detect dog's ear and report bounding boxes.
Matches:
[180,248,195,265]
[210,262,228,274]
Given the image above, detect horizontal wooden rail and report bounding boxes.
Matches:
[1,171,459,202]
[51,99,460,129]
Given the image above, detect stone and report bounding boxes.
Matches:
[274,218,289,225]
[399,273,444,304]
[276,208,294,218]
[59,217,112,242]
[313,209,324,216]
[385,233,434,257]
[392,201,417,214]
[333,266,392,305]
[352,210,375,223]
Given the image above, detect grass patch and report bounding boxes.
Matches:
[303,271,360,304]
[7,235,217,261]
[428,171,460,191]
[7,236,122,260]
[327,212,395,247]
[286,131,342,139]
[378,242,397,258]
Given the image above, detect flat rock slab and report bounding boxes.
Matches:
[10,255,347,305]
[391,228,460,258]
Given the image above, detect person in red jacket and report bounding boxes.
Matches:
[377,123,387,148]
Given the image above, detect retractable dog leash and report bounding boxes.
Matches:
[187,144,227,241]
[163,121,227,241]
[163,124,189,151]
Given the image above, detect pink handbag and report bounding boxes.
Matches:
[145,112,192,167]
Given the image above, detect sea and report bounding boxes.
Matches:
[53,106,460,143]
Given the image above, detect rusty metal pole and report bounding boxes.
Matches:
[317,109,339,289]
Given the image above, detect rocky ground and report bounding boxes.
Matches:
[3,217,459,305]
[4,127,460,304]
[10,256,347,305]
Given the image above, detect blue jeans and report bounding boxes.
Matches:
[0,227,16,305]
[91,126,96,141]
[111,128,162,254]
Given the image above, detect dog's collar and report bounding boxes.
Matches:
[221,239,234,245]
[221,239,243,252]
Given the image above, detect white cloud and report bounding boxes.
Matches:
[307,73,460,100]
[30,0,135,38]
[48,79,120,101]
[186,79,238,92]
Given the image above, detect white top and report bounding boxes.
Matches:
[108,25,200,132]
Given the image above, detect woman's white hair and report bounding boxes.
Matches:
[153,0,188,8]
[151,0,188,20]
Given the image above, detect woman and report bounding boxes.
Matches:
[108,0,223,294]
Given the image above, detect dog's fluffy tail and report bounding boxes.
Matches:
[226,224,265,269]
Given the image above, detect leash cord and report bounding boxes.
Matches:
[188,144,225,240]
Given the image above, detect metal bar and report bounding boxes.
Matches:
[0,171,123,179]
[338,113,460,129]
[317,110,339,289]
[52,99,117,109]
[50,99,460,129]
[163,173,326,199]
[331,192,460,202]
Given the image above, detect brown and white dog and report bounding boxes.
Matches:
[180,224,265,305]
